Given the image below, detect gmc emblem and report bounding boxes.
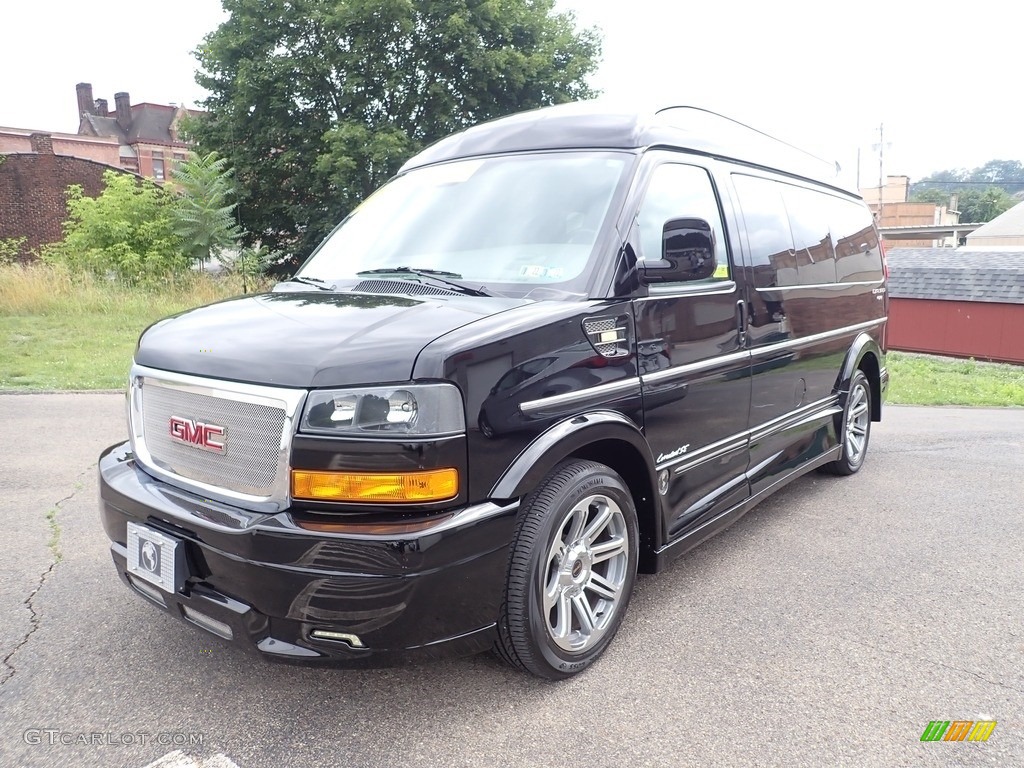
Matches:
[169,416,227,454]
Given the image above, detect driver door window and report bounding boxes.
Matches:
[636,163,731,283]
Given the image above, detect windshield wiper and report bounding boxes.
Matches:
[288,275,336,291]
[355,267,497,297]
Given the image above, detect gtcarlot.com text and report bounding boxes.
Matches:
[24,729,204,747]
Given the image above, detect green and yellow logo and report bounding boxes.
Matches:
[920,720,997,742]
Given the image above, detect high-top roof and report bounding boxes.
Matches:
[400,102,853,194]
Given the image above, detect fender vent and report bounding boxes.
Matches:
[352,279,461,297]
[583,314,631,358]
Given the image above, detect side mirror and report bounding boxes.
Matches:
[640,218,716,284]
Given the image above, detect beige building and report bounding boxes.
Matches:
[860,175,960,247]
[965,201,1024,248]
[860,175,911,208]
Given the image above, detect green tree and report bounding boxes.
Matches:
[909,188,954,207]
[911,158,1024,202]
[43,171,184,283]
[956,186,1016,223]
[170,151,242,264]
[190,0,601,268]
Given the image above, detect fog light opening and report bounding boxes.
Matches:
[310,629,366,649]
[127,574,167,608]
[181,605,234,640]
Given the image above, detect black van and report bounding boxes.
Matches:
[99,104,888,679]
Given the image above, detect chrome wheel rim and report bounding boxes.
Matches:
[845,382,870,465]
[541,493,629,652]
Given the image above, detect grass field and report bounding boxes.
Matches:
[886,351,1024,407]
[2,264,1023,405]
[0,264,260,390]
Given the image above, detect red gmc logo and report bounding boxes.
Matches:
[169,416,227,454]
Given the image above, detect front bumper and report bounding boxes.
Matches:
[99,442,518,665]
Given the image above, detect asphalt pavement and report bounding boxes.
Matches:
[0,394,1021,768]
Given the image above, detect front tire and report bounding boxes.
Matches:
[823,369,872,476]
[496,459,639,679]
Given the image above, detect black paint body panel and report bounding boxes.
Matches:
[99,105,888,666]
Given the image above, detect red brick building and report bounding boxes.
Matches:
[0,83,204,261]
[0,133,132,261]
[74,82,201,181]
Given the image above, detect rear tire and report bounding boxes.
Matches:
[823,369,872,476]
[496,459,639,680]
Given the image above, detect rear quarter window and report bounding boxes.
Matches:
[827,197,883,283]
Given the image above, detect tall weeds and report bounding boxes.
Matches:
[0,263,265,318]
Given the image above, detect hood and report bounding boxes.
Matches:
[134,291,525,388]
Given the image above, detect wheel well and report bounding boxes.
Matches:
[570,439,658,573]
[857,352,881,421]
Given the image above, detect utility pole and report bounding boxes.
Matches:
[877,123,884,223]
[871,123,892,225]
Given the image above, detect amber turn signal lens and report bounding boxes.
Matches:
[291,468,458,503]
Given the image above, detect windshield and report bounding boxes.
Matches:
[298,152,632,297]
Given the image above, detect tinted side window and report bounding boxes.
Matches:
[779,185,837,285]
[731,174,793,289]
[827,197,883,282]
[636,163,730,281]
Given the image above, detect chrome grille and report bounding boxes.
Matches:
[128,365,307,511]
[142,385,284,494]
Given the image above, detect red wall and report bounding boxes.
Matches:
[0,152,130,261]
[888,298,1024,364]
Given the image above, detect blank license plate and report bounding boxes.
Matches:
[126,522,186,593]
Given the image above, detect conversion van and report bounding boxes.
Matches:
[99,104,888,679]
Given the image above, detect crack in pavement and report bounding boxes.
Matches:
[849,637,1024,695]
[1,467,93,687]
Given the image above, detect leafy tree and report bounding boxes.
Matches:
[191,0,602,269]
[911,158,1024,212]
[910,184,1015,222]
[169,151,242,264]
[43,171,185,283]
[909,188,953,207]
[955,186,1016,223]
[972,159,1024,184]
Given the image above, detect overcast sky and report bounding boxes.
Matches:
[2,0,1020,189]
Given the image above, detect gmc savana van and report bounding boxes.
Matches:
[100,104,888,679]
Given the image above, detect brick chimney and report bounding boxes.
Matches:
[76,82,95,117]
[114,92,132,131]
[95,98,109,116]
[30,133,54,154]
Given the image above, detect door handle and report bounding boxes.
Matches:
[736,300,748,347]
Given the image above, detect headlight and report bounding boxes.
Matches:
[300,383,464,437]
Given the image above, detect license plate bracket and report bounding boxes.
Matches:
[126,522,186,593]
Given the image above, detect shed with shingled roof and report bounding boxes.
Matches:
[886,248,1024,363]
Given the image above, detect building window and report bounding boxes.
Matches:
[153,155,165,182]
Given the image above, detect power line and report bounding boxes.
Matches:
[913,180,1024,186]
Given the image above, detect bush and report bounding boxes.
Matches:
[42,171,187,284]
[0,236,27,265]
